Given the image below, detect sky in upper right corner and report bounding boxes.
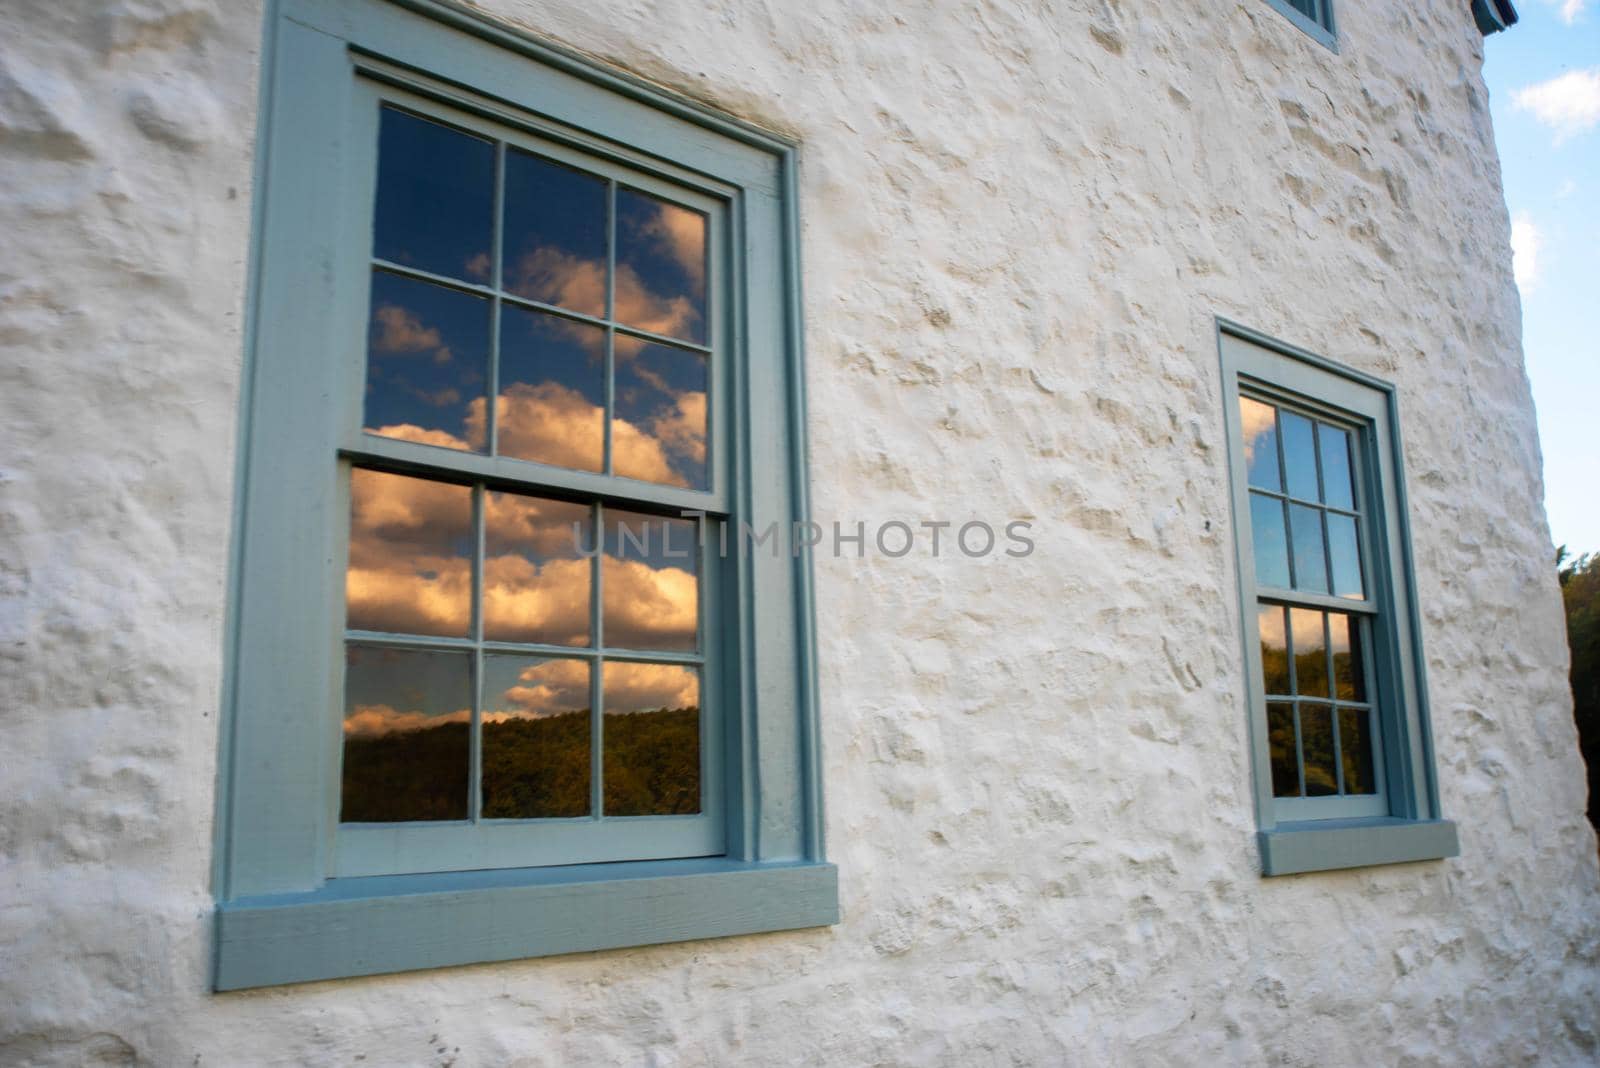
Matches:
[1484,3,1600,559]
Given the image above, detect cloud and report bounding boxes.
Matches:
[1512,68,1600,144]
[649,391,708,466]
[1239,397,1276,470]
[602,661,699,714]
[344,703,471,737]
[636,201,707,295]
[1557,178,1578,198]
[371,304,453,364]
[491,659,592,719]
[344,465,699,649]
[1510,212,1543,292]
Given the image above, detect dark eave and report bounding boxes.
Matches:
[1473,0,1519,34]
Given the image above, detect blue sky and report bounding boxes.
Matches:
[1483,8,1600,559]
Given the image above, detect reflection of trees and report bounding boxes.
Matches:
[341,708,701,822]
[604,708,700,816]
[341,721,469,822]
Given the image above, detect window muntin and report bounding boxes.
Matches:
[335,92,725,878]
[1238,390,1386,821]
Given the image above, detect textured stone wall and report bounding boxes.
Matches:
[3,0,1596,1063]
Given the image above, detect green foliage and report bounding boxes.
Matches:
[1559,549,1600,831]
[341,708,702,822]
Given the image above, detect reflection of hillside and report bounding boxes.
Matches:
[341,708,700,822]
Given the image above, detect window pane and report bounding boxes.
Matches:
[1239,396,1281,492]
[1290,608,1329,697]
[1267,702,1299,797]
[602,662,701,816]
[483,492,593,645]
[602,509,699,652]
[1327,513,1365,600]
[1319,426,1354,511]
[481,656,592,818]
[372,108,493,281]
[346,469,473,637]
[1339,706,1378,795]
[1289,503,1329,594]
[614,342,709,490]
[1331,614,1366,701]
[615,188,707,344]
[1279,411,1319,502]
[363,271,490,452]
[1300,703,1337,796]
[341,645,470,822]
[1249,493,1291,589]
[501,150,607,317]
[1259,604,1291,695]
[496,305,605,470]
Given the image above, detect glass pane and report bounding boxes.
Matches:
[602,662,701,816]
[614,342,709,490]
[602,509,699,652]
[1258,604,1291,696]
[1327,513,1365,600]
[1300,703,1337,796]
[346,469,473,637]
[341,644,470,822]
[1239,396,1281,492]
[1289,503,1329,594]
[1331,614,1367,701]
[483,492,593,645]
[1319,426,1355,511]
[1339,706,1378,795]
[1249,493,1291,589]
[481,656,592,818]
[363,271,489,451]
[496,305,605,470]
[1279,411,1319,502]
[615,188,707,344]
[1267,702,1299,798]
[501,150,607,316]
[1291,608,1329,697]
[372,107,493,281]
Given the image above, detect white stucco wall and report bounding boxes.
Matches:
[3,0,1597,1063]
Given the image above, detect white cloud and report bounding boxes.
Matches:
[1510,212,1543,292]
[1557,178,1578,198]
[1558,0,1586,23]
[1512,68,1600,144]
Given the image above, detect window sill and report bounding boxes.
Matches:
[1258,818,1458,876]
[214,858,839,990]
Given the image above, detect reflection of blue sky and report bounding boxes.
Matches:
[616,343,707,489]
[343,645,471,734]
[373,107,493,280]
[1279,411,1318,501]
[364,271,488,447]
[1318,429,1354,511]
[1289,504,1329,594]
[617,187,706,343]
[503,150,606,312]
[1251,494,1291,588]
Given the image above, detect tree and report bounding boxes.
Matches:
[1558,547,1600,834]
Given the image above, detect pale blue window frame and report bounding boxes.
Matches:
[213,0,835,990]
[1261,0,1339,52]
[1219,321,1458,876]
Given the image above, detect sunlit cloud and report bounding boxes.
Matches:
[1240,397,1276,470]
[492,659,592,719]
[1511,211,1543,292]
[602,556,698,650]
[636,201,707,295]
[649,391,708,465]
[603,660,699,713]
[344,703,471,737]
[372,303,453,365]
[1512,68,1600,144]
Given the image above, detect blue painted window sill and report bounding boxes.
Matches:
[1258,818,1459,877]
[214,858,839,990]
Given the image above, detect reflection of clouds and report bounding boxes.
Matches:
[1258,605,1286,650]
[1240,397,1276,470]
[648,391,707,465]
[1288,608,1325,648]
[345,702,470,736]
[372,303,453,365]
[491,659,591,719]
[346,467,697,648]
[635,200,706,295]
[602,556,697,650]
[505,247,698,346]
[604,661,699,713]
